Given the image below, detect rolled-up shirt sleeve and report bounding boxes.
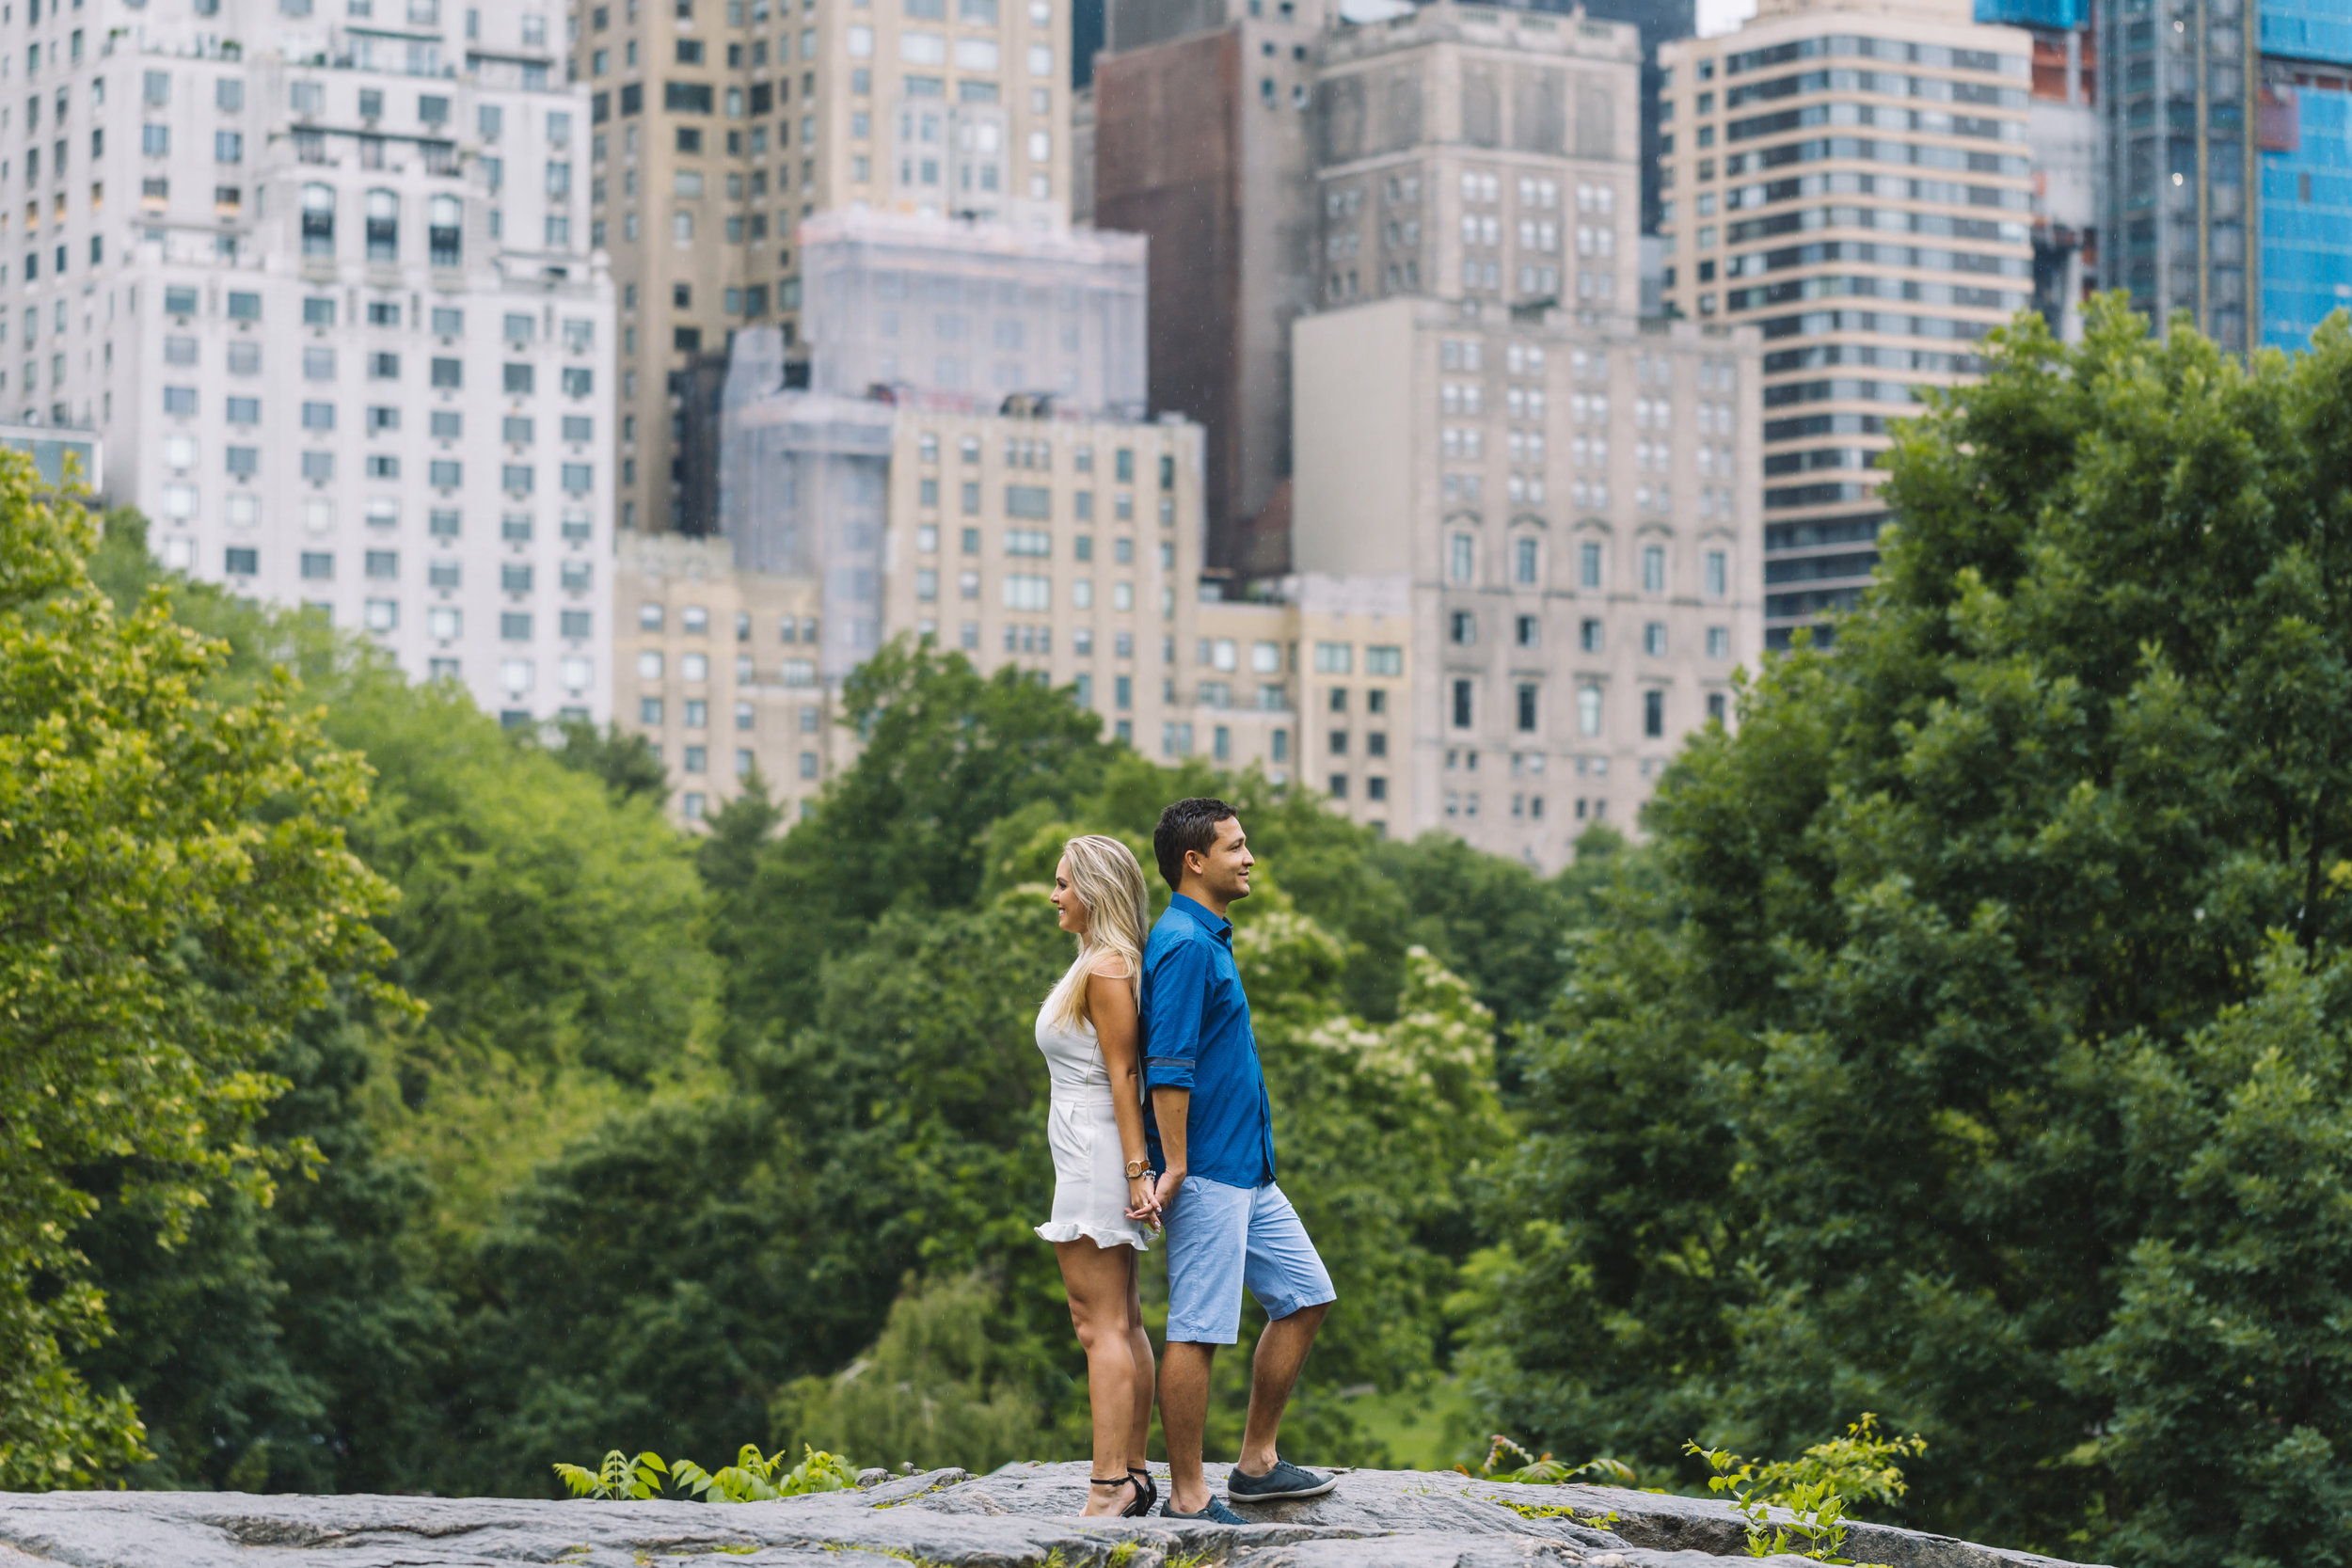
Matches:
[1143,935,1208,1090]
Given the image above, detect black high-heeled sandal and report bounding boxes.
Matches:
[1087,1475,1137,1516]
[1122,1466,1158,1518]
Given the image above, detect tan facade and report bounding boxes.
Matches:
[876,408,1206,753]
[1311,5,1645,318]
[1293,295,1762,866]
[1655,0,2034,648]
[613,532,832,822]
[572,0,1076,534]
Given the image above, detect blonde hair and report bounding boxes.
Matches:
[1044,834,1150,1032]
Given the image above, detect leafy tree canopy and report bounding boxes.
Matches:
[1465,298,2352,1567]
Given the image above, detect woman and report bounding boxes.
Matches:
[1038,833,1162,1518]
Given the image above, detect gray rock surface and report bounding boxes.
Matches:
[0,1462,2103,1568]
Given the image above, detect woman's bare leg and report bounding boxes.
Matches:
[1055,1237,1140,1516]
[1123,1245,1155,1468]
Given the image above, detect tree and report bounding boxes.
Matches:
[715,641,1116,1042]
[0,483,395,1488]
[1464,300,2352,1564]
[544,719,671,806]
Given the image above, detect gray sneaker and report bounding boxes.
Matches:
[1162,1496,1248,1525]
[1226,1457,1336,1503]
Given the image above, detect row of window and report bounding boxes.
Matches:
[916,525,1161,564]
[155,354,596,397]
[157,428,594,493]
[1445,609,1734,659]
[1444,679,1725,737]
[914,569,1151,613]
[637,650,822,686]
[280,550,592,592]
[916,431,1170,485]
[664,745,820,783]
[640,697,828,734]
[156,406,594,449]
[638,604,821,642]
[1442,537,1733,594]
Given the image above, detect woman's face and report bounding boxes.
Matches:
[1050,855,1089,936]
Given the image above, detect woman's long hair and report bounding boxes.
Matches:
[1043,834,1151,1032]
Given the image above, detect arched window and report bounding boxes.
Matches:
[300,182,334,255]
[428,195,461,266]
[365,188,398,261]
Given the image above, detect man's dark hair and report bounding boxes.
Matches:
[1154,797,1236,891]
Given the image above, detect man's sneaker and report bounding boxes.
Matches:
[1226,1457,1337,1503]
[1162,1496,1248,1525]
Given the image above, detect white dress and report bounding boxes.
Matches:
[1034,1001,1153,1252]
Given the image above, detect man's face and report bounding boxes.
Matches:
[1188,816,1253,903]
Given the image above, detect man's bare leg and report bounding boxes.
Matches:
[1160,1340,1217,1513]
[1235,1302,1328,1477]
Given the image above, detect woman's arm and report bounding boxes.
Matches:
[1087,963,1158,1227]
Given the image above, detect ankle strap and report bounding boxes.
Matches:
[1089,1476,1131,1486]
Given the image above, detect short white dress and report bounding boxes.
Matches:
[1034,1000,1153,1253]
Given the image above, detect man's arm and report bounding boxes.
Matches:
[1151,1087,1190,1211]
[1142,937,1209,1094]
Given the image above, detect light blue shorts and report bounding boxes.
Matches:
[1162,1176,1337,1345]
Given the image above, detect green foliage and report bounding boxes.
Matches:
[671,1443,862,1502]
[1685,1417,1925,1564]
[1463,297,2352,1565]
[0,482,397,1488]
[541,718,671,806]
[775,1273,1053,1476]
[552,1443,858,1502]
[553,1449,670,1500]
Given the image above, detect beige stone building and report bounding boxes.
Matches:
[874,406,1207,754]
[1293,296,1762,867]
[1311,4,1645,318]
[571,0,1077,535]
[613,532,828,821]
[1655,0,2034,648]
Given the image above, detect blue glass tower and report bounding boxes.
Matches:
[2256,0,2352,352]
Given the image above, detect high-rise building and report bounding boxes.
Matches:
[571,0,1076,537]
[1978,0,2101,339]
[1572,0,1698,236]
[2254,3,2352,352]
[1659,0,2037,648]
[1095,0,1645,580]
[2096,0,2255,351]
[795,207,1145,412]
[1311,6,1645,315]
[1091,0,1332,578]
[56,0,616,726]
[1293,296,1762,865]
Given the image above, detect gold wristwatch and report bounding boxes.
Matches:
[1125,1158,1151,1180]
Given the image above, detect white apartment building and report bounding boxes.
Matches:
[1294,296,1762,866]
[36,0,616,724]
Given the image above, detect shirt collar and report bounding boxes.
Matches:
[1168,893,1233,945]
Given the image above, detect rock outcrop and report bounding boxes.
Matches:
[0,1463,2104,1568]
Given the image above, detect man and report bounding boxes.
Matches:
[1141,797,1338,1521]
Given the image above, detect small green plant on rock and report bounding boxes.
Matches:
[1683,1414,1926,1564]
[555,1444,859,1502]
[1462,1436,1627,1529]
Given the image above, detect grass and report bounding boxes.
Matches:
[1342,1377,1481,1471]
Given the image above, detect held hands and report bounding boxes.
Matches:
[1124,1174,1164,1231]
[1146,1165,1184,1222]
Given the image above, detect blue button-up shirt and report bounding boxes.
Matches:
[1141,894,1277,1189]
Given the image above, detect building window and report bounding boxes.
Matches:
[1517,683,1537,732]
[1449,610,1475,645]
[1451,678,1473,729]
[1450,532,1473,583]
[1578,685,1602,736]
[1312,641,1352,674]
[1705,547,1727,596]
[1580,540,1601,589]
[1644,622,1666,657]
[1514,536,1537,585]
[1642,544,1665,594]
[1708,626,1730,658]
[1644,689,1664,737]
